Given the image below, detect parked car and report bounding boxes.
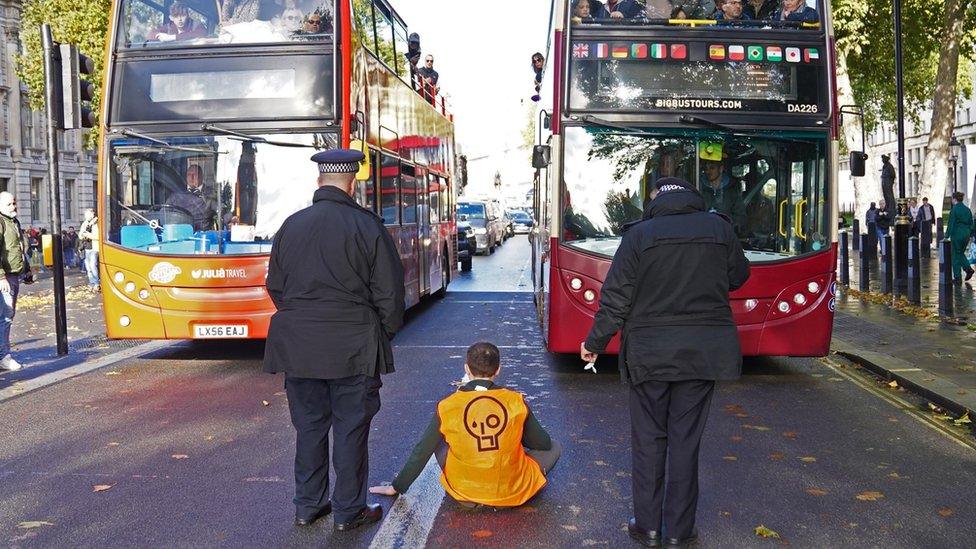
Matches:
[502,211,515,238]
[458,201,498,255]
[507,210,534,234]
[456,221,475,271]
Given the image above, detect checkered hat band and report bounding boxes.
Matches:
[319,161,359,173]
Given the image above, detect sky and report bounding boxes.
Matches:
[392,0,553,199]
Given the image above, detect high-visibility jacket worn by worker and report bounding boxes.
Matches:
[437,388,547,506]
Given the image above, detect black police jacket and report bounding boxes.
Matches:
[584,188,750,383]
[263,186,405,379]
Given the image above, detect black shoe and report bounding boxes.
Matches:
[294,504,332,527]
[334,503,383,532]
[664,530,698,548]
[966,269,974,281]
[628,518,662,547]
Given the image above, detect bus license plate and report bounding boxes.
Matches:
[193,324,249,339]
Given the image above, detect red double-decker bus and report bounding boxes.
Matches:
[531,1,838,356]
[98,0,457,339]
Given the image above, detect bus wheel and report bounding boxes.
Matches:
[461,256,472,271]
[435,253,449,298]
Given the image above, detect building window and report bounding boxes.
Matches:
[21,106,32,150]
[31,178,44,222]
[0,178,7,193]
[64,179,75,220]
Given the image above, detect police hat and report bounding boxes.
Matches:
[311,149,365,174]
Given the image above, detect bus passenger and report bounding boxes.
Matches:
[672,0,718,19]
[301,9,333,34]
[273,7,305,33]
[148,1,208,42]
[698,142,746,233]
[743,0,778,20]
[571,0,593,23]
[169,165,217,232]
[605,0,645,19]
[218,0,261,25]
[369,342,560,509]
[772,0,819,23]
[714,0,752,22]
[642,0,673,18]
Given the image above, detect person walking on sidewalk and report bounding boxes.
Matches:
[263,149,404,531]
[0,192,34,371]
[919,197,936,248]
[580,177,750,548]
[947,191,974,283]
[78,208,100,288]
[876,200,892,256]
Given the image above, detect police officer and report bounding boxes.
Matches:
[264,149,405,530]
[580,176,749,548]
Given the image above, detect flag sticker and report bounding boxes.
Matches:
[747,46,763,61]
[728,45,745,61]
[785,47,801,63]
[648,43,666,59]
[632,43,649,59]
[804,48,820,62]
[572,42,590,59]
[670,43,687,59]
[766,46,782,62]
[596,43,609,59]
[709,44,725,60]
[612,45,629,59]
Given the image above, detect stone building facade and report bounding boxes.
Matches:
[0,0,97,232]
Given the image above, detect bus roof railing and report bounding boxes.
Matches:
[572,18,821,29]
[412,73,453,121]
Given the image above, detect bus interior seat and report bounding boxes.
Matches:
[121,225,159,249]
[162,224,194,242]
[155,241,198,254]
[224,241,273,254]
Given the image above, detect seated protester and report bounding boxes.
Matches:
[743,0,778,19]
[148,1,208,42]
[369,342,560,508]
[715,0,752,22]
[772,0,819,23]
[605,0,645,19]
[672,0,718,19]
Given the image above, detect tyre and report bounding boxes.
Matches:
[461,256,472,271]
[435,253,449,298]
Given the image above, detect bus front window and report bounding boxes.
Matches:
[561,126,829,262]
[108,132,339,255]
[121,0,336,48]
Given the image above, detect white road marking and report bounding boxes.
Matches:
[0,340,172,403]
[369,457,444,549]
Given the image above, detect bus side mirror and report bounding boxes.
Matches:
[532,145,551,169]
[849,151,867,177]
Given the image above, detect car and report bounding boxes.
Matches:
[502,211,515,238]
[507,210,534,234]
[456,221,475,272]
[457,201,499,255]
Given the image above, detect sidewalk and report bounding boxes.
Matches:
[832,286,976,421]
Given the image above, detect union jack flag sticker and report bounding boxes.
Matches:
[572,42,590,59]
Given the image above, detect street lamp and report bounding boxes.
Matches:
[949,135,960,193]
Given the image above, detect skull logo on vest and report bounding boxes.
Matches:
[463,396,509,452]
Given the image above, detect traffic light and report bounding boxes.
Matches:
[59,44,96,129]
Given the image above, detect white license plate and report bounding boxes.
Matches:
[193,324,249,339]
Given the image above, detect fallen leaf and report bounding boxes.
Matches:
[805,488,828,496]
[782,431,798,439]
[938,507,954,517]
[799,456,817,463]
[18,521,54,529]
[754,525,781,539]
[855,491,884,501]
[106,442,121,447]
[730,435,743,442]
[742,424,771,431]
[471,530,493,539]
[261,400,270,406]
[954,412,971,426]
[888,380,899,389]
[561,525,578,531]
[171,454,189,460]
[722,455,738,461]
[105,371,121,376]
[769,452,785,460]
[92,484,113,493]
[593,460,608,466]
[887,472,905,480]
[719,511,732,518]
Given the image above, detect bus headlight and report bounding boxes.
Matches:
[744,299,759,311]
[114,272,125,283]
[793,293,807,306]
[119,316,131,327]
[139,289,150,300]
[807,282,821,294]
[570,278,583,290]
[124,282,136,293]
[583,290,596,302]
[777,301,791,313]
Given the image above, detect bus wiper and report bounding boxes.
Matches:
[579,115,655,135]
[201,124,313,148]
[678,115,734,133]
[114,128,216,153]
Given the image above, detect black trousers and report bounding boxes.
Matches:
[630,379,715,540]
[285,374,382,523]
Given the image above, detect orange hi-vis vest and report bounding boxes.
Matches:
[436,387,547,506]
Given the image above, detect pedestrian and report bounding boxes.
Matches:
[909,198,920,237]
[78,208,100,288]
[0,192,34,371]
[880,154,896,219]
[64,226,78,268]
[263,148,405,530]
[946,191,974,283]
[876,200,891,256]
[368,342,560,508]
[919,197,936,247]
[580,176,749,548]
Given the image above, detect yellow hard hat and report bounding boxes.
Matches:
[699,141,723,162]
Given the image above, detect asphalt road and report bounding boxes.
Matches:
[2,237,975,548]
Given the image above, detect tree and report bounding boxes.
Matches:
[16,0,111,150]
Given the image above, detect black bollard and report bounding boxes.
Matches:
[921,219,932,259]
[936,217,944,242]
[881,235,893,295]
[839,231,850,286]
[938,239,953,318]
[908,236,921,305]
[859,234,871,291]
[852,219,861,251]
[894,222,909,298]
[867,221,878,258]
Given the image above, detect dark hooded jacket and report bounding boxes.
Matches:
[584,186,750,383]
[263,186,405,380]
